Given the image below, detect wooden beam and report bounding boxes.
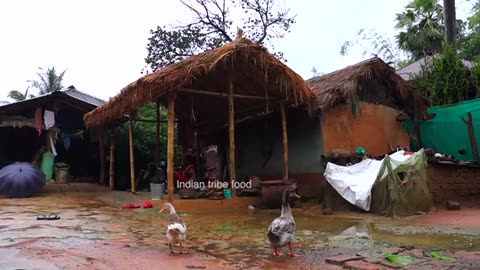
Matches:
[167,91,176,202]
[280,102,289,180]
[155,101,161,166]
[98,129,106,185]
[180,88,277,100]
[228,77,236,196]
[462,112,480,161]
[109,133,116,190]
[128,118,136,193]
[129,118,176,123]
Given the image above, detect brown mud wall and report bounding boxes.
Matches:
[321,103,410,156]
[427,163,480,204]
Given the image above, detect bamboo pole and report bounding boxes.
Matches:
[155,101,161,166]
[167,91,176,202]
[228,76,236,196]
[109,133,115,190]
[98,129,106,185]
[180,88,276,100]
[128,118,136,193]
[280,102,289,180]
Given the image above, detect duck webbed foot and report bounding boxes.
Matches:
[288,243,300,257]
[273,248,283,256]
[179,242,186,254]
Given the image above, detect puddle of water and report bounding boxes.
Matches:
[2,193,480,269]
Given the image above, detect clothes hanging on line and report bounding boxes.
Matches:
[48,130,58,156]
[62,132,71,150]
[35,108,43,136]
[44,110,55,129]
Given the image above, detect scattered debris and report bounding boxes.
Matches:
[446,200,461,210]
[322,208,333,215]
[325,254,365,265]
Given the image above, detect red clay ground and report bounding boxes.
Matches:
[1,184,480,269]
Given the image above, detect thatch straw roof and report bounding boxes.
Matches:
[84,32,317,129]
[306,57,430,119]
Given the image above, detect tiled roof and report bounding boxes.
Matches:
[63,86,105,106]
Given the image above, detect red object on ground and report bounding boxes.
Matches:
[143,201,153,208]
[122,203,141,209]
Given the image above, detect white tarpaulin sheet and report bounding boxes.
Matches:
[323,150,413,211]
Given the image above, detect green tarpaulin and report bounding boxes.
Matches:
[405,98,480,161]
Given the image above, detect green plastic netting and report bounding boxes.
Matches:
[370,149,434,217]
[404,98,480,161]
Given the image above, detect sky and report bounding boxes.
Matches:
[0,0,474,102]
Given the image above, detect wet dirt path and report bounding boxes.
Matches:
[1,193,480,269]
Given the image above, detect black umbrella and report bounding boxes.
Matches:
[0,162,46,198]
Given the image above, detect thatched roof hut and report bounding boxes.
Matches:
[306,57,430,120]
[83,33,316,129]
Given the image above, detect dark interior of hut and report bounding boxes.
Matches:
[0,104,101,182]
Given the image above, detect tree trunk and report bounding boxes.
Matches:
[443,0,456,47]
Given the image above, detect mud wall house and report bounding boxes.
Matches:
[0,86,106,182]
[235,57,430,199]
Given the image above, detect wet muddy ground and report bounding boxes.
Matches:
[1,192,480,269]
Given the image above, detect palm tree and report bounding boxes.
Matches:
[395,0,445,60]
[28,67,67,95]
[7,87,34,102]
[443,0,456,46]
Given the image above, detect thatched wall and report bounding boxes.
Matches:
[307,57,430,120]
[84,36,317,129]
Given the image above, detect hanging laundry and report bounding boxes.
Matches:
[48,129,58,156]
[44,110,55,129]
[62,132,71,150]
[35,108,42,136]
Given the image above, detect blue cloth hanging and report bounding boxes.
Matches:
[62,132,71,150]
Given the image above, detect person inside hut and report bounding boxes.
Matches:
[136,162,166,191]
[182,147,197,179]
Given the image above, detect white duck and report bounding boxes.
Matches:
[267,183,301,257]
[159,202,187,253]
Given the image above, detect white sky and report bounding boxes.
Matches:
[0,0,473,102]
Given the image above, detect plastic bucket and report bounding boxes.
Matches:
[150,183,165,200]
[224,188,232,199]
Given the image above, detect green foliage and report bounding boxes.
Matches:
[431,251,455,261]
[340,0,468,67]
[384,253,414,266]
[411,45,480,105]
[394,0,446,59]
[28,67,67,95]
[6,87,35,102]
[142,0,296,73]
[460,0,480,60]
[113,103,185,189]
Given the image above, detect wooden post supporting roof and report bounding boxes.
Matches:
[109,132,116,190]
[280,102,289,180]
[167,91,176,202]
[228,77,236,196]
[128,118,136,194]
[98,129,106,185]
[155,101,161,166]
